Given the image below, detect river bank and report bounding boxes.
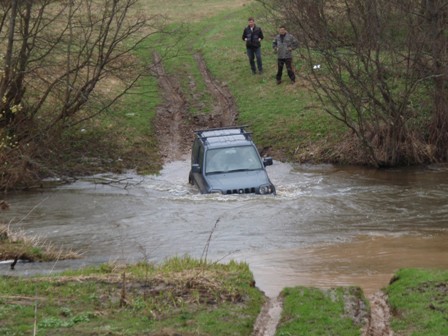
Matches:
[1,250,447,335]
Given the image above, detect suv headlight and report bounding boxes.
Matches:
[259,184,273,195]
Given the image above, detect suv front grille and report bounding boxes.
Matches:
[225,188,256,195]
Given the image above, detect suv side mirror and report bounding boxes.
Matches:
[192,163,201,173]
[263,157,273,166]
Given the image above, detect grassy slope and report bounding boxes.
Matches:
[0,258,264,336]
[386,268,448,335]
[2,266,447,335]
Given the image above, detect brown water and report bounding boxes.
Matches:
[240,233,448,297]
[1,160,448,296]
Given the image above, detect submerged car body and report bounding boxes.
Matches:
[188,126,276,195]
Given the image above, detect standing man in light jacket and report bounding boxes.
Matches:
[242,17,264,75]
[273,25,299,84]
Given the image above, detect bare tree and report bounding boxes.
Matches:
[0,0,171,189]
[259,0,448,166]
[0,0,163,137]
[421,0,448,161]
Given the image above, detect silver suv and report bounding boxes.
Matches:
[188,126,276,195]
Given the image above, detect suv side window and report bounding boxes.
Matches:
[192,139,200,164]
[198,144,205,168]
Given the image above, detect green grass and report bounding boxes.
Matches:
[0,257,264,336]
[107,73,163,174]
[276,286,367,336]
[386,268,448,336]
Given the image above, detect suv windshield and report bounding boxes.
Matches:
[205,145,263,174]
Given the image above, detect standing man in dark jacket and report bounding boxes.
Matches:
[242,17,264,75]
[273,25,299,84]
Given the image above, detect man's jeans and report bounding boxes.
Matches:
[246,47,263,74]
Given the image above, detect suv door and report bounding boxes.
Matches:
[189,140,208,192]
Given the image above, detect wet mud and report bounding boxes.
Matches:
[193,53,237,127]
[363,291,393,336]
[151,52,191,162]
[252,296,283,336]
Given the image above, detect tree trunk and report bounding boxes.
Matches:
[0,0,18,127]
[425,0,448,160]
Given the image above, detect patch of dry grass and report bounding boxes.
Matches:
[0,224,80,262]
[36,267,244,312]
[0,258,263,335]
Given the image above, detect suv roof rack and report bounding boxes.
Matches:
[194,125,248,134]
[194,126,252,144]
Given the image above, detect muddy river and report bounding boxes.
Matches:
[1,160,448,297]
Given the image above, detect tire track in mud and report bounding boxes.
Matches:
[252,296,283,336]
[363,291,393,336]
[252,289,392,336]
[194,53,237,127]
[151,52,190,162]
[151,52,238,163]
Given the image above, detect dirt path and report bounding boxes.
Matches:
[252,289,393,336]
[151,52,238,162]
[252,296,283,336]
[151,53,190,162]
[363,291,393,336]
[194,53,237,127]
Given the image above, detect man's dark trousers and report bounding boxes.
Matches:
[276,58,295,82]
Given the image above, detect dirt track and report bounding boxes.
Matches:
[151,52,237,162]
[151,53,393,336]
[363,291,393,336]
[151,52,191,162]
